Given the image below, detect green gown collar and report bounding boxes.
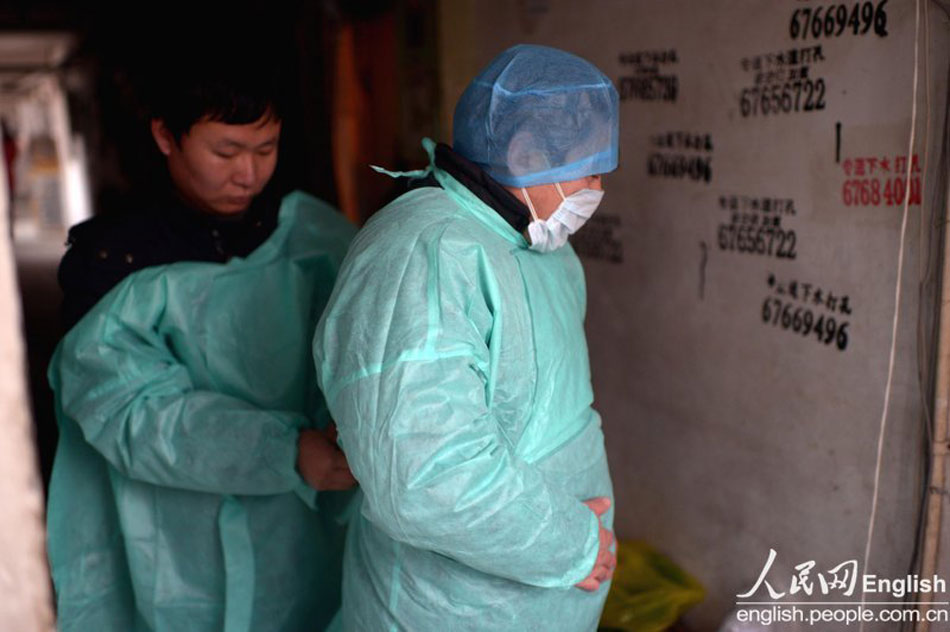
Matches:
[372,138,529,248]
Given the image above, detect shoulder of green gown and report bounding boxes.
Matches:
[354,187,514,254]
[266,190,357,264]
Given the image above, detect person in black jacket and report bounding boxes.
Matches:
[48,46,357,632]
[59,55,287,330]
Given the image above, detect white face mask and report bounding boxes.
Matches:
[522,182,604,253]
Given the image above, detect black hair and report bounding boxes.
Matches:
[145,44,287,141]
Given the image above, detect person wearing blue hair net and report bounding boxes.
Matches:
[313,44,619,630]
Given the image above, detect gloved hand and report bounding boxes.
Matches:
[297,427,358,490]
[575,496,616,591]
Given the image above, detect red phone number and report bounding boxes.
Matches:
[842,177,920,207]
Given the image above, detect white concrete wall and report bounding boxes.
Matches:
[0,127,55,628]
[439,1,950,628]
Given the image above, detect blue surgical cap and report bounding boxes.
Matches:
[453,44,619,188]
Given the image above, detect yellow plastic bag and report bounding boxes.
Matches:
[599,540,705,632]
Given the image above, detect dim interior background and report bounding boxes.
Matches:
[2,1,950,631]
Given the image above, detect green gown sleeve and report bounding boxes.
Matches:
[50,269,308,496]
[316,223,599,589]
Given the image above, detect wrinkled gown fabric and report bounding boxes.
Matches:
[314,148,614,632]
[47,191,357,632]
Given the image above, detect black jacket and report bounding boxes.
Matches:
[58,186,282,331]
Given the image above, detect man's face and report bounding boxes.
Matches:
[151,113,281,215]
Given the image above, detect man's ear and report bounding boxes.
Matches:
[506,130,545,180]
[150,119,175,156]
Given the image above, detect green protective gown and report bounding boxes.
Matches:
[313,140,614,631]
[47,191,357,632]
